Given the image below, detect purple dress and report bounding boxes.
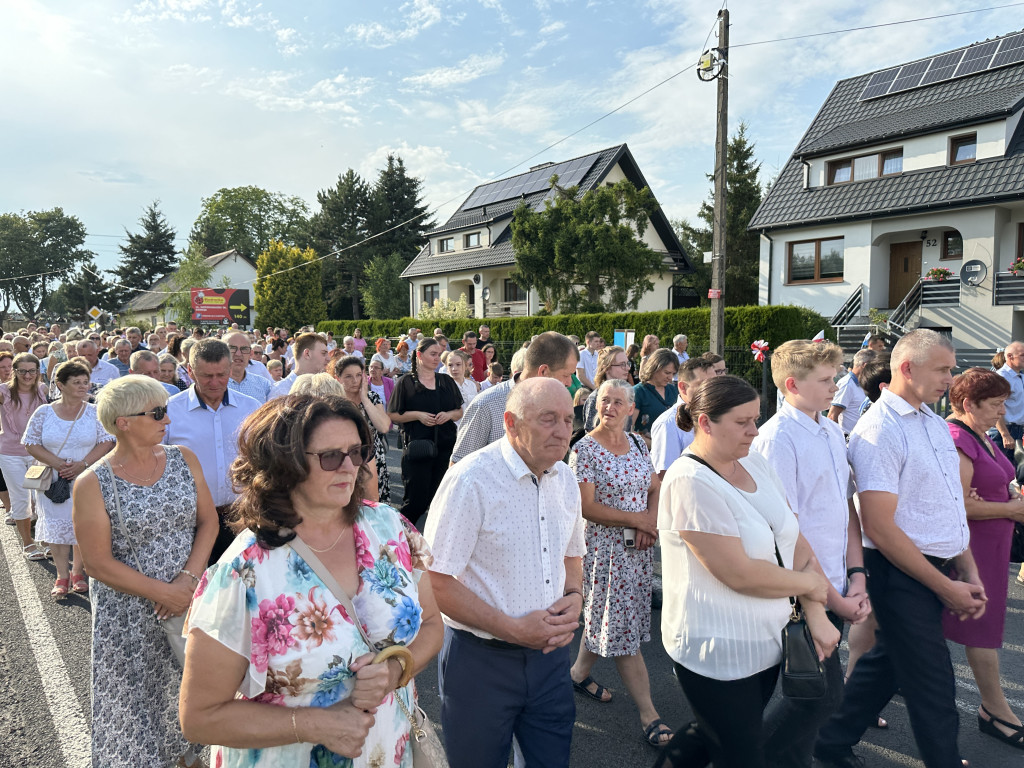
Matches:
[942,423,1016,648]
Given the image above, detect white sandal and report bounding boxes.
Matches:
[23,543,46,561]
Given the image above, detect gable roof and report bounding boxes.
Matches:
[401,143,693,278]
[750,29,1024,231]
[120,249,256,313]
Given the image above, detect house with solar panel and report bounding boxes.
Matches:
[749,29,1024,363]
[400,144,694,317]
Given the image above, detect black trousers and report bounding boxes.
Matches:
[654,662,779,768]
[208,503,236,566]
[814,548,962,768]
[400,447,451,527]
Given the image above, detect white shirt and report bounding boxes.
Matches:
[650,400,694,473]
[751,401,853,593]
[659,450,798,680]
[997,364,1024,424]
[89,358,121,389]
[247,359,273,381]
[164,386,261,507]
[453,378,478,426]
[425,437,586,640]
[832,372,865,435]
[577,348,599,385]
[371,352,400,375]
[269,370,298,400]
[850,388,969,558]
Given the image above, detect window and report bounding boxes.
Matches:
[464,232,481,248]
[1017,222,1024,262]
[422,284,439,306]
[827,149,903,185]
[941,230,964,260]
[504,278,527,302]
[950,134,976,165]
[787,238,845,283]
[438,237,454,253]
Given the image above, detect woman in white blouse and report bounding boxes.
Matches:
[654,376,840,768]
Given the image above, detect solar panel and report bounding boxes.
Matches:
[992,32,1024,68]
[460,155,600,210]
[954,41,998,77]
[888,60,930,93]
[859,67,899,100]
[919,50,964,86]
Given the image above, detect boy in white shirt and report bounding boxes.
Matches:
[752,339,870,768]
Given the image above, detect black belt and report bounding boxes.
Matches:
[453,627,526,651]
[924,554,957,574]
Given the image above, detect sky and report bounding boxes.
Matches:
[2,0,1022,277]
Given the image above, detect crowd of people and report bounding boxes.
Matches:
[4,317,1024,768]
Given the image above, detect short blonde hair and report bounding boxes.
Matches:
[289,372,346,398]
[770,339,843,391]
[96,375,169,434]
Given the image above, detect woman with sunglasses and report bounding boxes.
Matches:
[180,394,443,767]
[73,375,217,767]
[23,361,115,598]
[0,352,50,560]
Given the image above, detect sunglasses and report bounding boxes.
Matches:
[305,444,375,471]
[127,405,168,421]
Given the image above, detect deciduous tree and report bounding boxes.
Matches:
[166,243,215,327]
[510,178,664,313]
[46,260,119,324]
[111,201,178,307]
[189,186,310,260]
[254,241,327,330]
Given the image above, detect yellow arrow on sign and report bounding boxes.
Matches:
[229,304,248,311]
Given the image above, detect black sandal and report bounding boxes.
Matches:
[572,675,612,703]
[978,705,1024,750]
[643,718,673,746]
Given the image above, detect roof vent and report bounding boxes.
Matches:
[529,162,555,171]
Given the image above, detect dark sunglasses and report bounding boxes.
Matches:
[127,405,168,421]
[305,444,375,471]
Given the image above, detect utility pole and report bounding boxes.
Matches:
[708,8,729,355]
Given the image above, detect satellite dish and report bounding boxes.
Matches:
[960,259,987,286]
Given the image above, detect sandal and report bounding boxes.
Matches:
[71,575,89,594]
[643,718,673,746]
[572,675,612,703]
[51,578,69,599]
[978,705,1024,750]
[23,543,46,561]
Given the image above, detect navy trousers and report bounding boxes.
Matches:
[438,627,575,768]
[814,549,962,768]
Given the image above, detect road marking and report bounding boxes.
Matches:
[0,525,90,768]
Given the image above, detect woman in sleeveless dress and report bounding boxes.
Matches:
[73,376,218,767]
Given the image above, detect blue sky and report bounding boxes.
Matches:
[2,0,1022,276]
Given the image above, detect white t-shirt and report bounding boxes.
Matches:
[831,372,866,435]
[577,348,599,386]
[659,450,798,680]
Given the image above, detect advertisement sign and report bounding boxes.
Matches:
[190,288,250,325]
[613,329,635,350]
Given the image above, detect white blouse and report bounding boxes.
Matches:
[659,450,799,681]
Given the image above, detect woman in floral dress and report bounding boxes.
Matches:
[180,394,443,767]
[331,356,393,504]
[568,379,672,747]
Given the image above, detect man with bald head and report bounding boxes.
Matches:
[426,377,585,768]
[76,339,120,390]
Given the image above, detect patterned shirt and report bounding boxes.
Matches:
[450,376,516,463]
[229,370,272,404]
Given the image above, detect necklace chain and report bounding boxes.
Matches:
[116,451,159,484]
[304,526,347,553]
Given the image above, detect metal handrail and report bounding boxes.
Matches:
[830,283,864,327]
[888,278,923,334]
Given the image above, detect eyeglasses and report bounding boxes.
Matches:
[608,361,629,369]
[305,444,375,471]
[228,346,251,354]
[127,405,168,421]
[14,369,38,376]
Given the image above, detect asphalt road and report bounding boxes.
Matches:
[2,440,1024,767]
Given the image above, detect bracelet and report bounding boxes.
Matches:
[564,588,584,600]
[180,569,201,585]
[846,567,867,579]
[291,709,301,744]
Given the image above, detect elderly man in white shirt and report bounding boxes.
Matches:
[76,339,120,391]
[426,377,585,768]
[650,357,715,478]
[814,330,985,768]
[165,338,261,564]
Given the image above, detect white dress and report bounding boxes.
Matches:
[22,403,115,545]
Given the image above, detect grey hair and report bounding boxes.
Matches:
[596,378,635,406]
[673,334,688,344]
[852,349,876,368]
[290,372,346,398]
[113,338,131,350]
[126,326,142,336]
[510,347,528,375]
[343,335,355,344]
[189,338,230,368]
[130,349,159,370]
[158,352,178,367]
[891,329,955,370]
[76,339,96,352]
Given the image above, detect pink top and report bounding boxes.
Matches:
[0,383,48,456]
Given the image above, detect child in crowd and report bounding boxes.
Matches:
[480,362,504,391]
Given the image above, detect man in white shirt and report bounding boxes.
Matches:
[575,331,601,390]
[77,339,120,391]
[165,338,260,564]
[995,340,1024,465]
[815,330,985,768]
[672,335,689,378]
[752,340,869,768]
[224,331,272,403]
[827,349,874,436]
[650,357,715,478]
[270,332,329,399]
[427,378,585,768]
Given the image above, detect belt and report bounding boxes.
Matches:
[924,554,957,573]
[453,627,527,651]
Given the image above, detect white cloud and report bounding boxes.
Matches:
[402,52,507,90]
[539,20,565,35]
[274,27,306,57]
[219,70,373,118]
[347,0,442,48]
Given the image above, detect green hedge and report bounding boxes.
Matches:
[319,305,835,350]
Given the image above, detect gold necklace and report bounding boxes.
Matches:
[116,451,159,484]
[304,526,348,553]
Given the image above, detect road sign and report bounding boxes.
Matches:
[708,289,722,299]
[87,306,102,320]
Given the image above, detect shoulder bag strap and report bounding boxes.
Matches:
[948,417,995,456]
[52,402,86,459]
[98,456,145,574]
[289,536,377,652]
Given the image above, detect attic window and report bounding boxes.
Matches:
[438,237,454,253]
[464,232,481,248]
[950,134,976,165]
[827,149,903,185]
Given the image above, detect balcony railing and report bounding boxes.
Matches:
[889,278,961,334]
[485,300,529,317]
[994,272,1024,305]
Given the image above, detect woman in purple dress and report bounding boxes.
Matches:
[944,367,1024,750]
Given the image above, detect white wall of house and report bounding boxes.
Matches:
[147,254,256,327]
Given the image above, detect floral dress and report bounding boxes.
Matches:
[362,391,391,504]
[186,502,432,768]
[569,433,655,657]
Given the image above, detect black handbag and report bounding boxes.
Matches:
[43,475,72,504]
[405,426,438,462]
